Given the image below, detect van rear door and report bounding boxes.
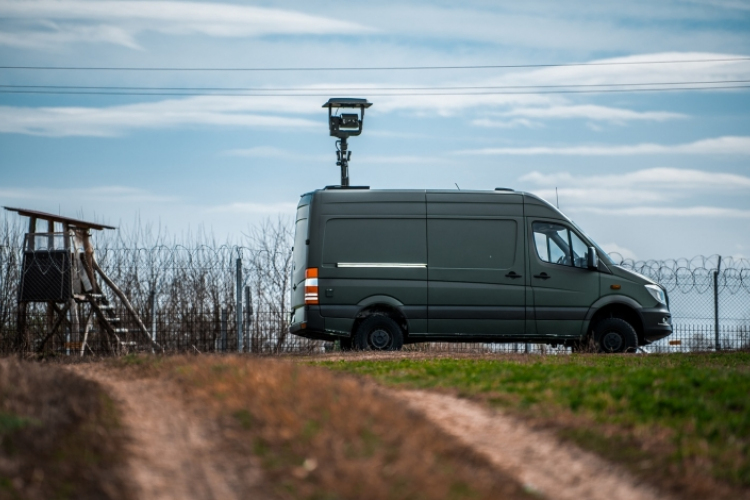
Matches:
[426,192,527,336]
[290,194,311,328]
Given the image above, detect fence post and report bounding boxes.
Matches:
[714,255,722,351]
[244,286,253,353]
[221,308,228,353]
[149,289,157,345]
[236,256,243,353]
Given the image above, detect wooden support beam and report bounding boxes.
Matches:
[79,310,94,356]
[81,232,99,293]
[27,217,36,250]
[15,302,28,353]
[36,302,71,352]
[92,259,162,352]
[47,220,54,250]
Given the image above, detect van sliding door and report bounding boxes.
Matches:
[426,193,526,337]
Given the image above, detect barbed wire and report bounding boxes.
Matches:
[4,246,750,294]
[610,253,750,294]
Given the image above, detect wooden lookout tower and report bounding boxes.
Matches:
[5,207,160,355]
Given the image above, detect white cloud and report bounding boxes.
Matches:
[571,206,750,218]
[357,155,454,165]
[0,185,176,203]
[373,94,561,116]
[471,118,542,129]
[500,105,686,122]
[520,167,750,219]
[223,147,328,162]
[465,136,750,156]
[337,4,747,52]
[0,96,321,137]
[0,1,372,49]
[520,167,750,190]
[483,52,750,88]
[533,188,666,206]
[207,202,298,214]
[686,0,750,11]
[0,22,143,50]
[600,243,639,261]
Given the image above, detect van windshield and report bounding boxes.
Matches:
[569,220,614,266]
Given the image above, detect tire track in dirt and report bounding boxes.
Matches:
[394,389,665,500]
[69,365,269,500]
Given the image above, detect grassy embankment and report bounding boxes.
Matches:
[0,359,132,500]
[318,352,750,500]
[117,355,534,500]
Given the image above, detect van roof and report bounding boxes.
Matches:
[299,187,567,220]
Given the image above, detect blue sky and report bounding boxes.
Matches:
[1,0,749,261]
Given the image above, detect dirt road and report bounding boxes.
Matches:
[69,365,269,500]
[395,389,663,500]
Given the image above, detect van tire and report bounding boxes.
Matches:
[593,318,638,353]
[353,315,404,351]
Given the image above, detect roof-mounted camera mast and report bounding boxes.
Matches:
[323,98,372,187]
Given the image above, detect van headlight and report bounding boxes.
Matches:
[645,284,666,305]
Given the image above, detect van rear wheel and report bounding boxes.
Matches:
[354,316,404,351]
[593,317,638,353]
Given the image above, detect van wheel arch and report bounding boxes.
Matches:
[351,304,409,343]
[588,303,644,345]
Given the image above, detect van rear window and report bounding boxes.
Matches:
[322,218,426,265]
[428,219,517,270]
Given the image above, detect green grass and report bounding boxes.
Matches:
[317,352,750,496]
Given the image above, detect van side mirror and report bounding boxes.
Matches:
[587,247,599,269]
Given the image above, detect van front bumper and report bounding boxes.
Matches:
[640,307,673,344]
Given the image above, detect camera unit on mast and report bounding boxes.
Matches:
[322,98,372,187]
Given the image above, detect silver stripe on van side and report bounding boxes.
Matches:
[336,263,427,268]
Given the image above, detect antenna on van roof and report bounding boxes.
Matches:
[556,187,559,208]
[454,183,460,190]
[323,98,372,187]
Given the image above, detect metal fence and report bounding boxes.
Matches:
[1,243,324,355]
[612,254,750,352]
[1,237,748,355]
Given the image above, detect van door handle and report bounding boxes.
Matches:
[534,272,551,280]
[505,271,522,279]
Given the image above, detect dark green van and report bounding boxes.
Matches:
[289,187,672,352]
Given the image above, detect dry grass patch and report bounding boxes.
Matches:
[118,354,534,500]
[0,358,132,500]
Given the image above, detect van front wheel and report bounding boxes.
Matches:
[354,316,404,351]
[593,318,638,353]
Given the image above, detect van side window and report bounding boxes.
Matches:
[532,222,588,268]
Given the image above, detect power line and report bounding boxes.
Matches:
[1,57,749,72]
[1,85,748,97]
[1,79,749,92]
